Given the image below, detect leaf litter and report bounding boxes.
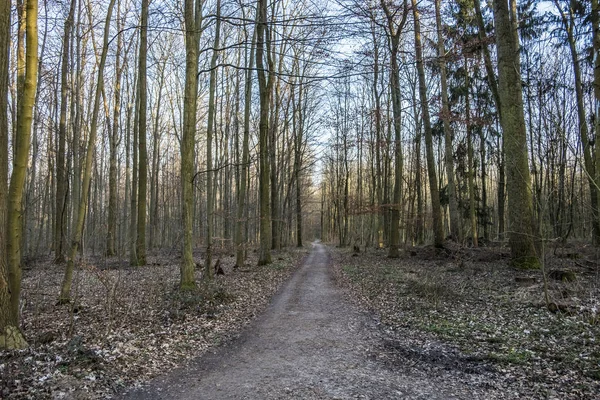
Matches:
[0,249,306,399]
[332,243,600,400]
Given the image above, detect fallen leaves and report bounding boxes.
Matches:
[0,249,305,399]
[332,244,600,399]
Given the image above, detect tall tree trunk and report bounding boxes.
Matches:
[136,0,148,265]
[256,0,273,265]
[465,62,477,247]
[370,24,384,249]
[205,0,221,279]
[60,0,116,302]
[130,81,139,266]
[15,0,26,153]
[474,0,505,240]
[480,127,489,241]
[4,0,37,348]
[106,0,121,257]
[235,27,255,267]
[493,0,539,268]
[294,78,304,248]
[435,0,460,242]
[181,0,202,289]
[380,0,408,257]
[149,58,165,250]
[55,0,75,262]
[412,0,444,247]
[0,0,27,350]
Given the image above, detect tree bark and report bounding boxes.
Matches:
[412,0,444,247]
[106,0,121,257]
[205,0,221,279]
[465,62,478,247]
[55,0,75,262]
[136,0,148,265]
[256,0,273,265]
[435,0,461,242]
[493,0,539,268]
[593,0,600,219]
[60,0,116,302]
[4,0,37,348]
[235,26,255,268]
[0,0,28,350]
[380,0,408,257]
[554,0,600,245]
[181,0,202,289]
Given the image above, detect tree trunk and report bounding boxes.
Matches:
[379,0,408,256]
[554,0,600,245]
[60,0,116,302]
[55,0,75,263]
[181,0,202,289]
[493,0,539,268]
[205,0,221,279]
[294,78,304,248]
[106,0,121,257]
[412,0,444,247]
[235,27,255,268]
[0,0,28,350]
[256,0,273,266]
[465,62,477,247]
[435,0,460,242]
[593,0,600,217]
[4,0,37,348]
[135,0,148,265]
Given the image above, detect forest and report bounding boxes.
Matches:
[0,0,599,398]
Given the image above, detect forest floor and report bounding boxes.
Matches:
[121,242,509,400]
[332,241,600,399]
[0,247,306,399]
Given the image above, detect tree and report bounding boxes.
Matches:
[412,0,444,248]
[380,0,409,257]
[3,0,38,348]
[256,0,273,266]
[205,0,222,279]
[0,0,29,350]
[136,0,149,265]
[235,20,255,268]
[594,0,600,207]
[60,0,117,302]
[435,0,461,242]
[493,0,539,268]
[55,0,76,262]
[181,0,203,289]
[553,0,600,245]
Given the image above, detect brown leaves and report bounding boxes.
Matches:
[0,249,304,399]
[332,245,600,399]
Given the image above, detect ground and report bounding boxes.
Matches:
[0,248,305,399]
[2,242,599,399]
[120,242,504,399]
[332,241,600,399]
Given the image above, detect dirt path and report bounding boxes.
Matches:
[120,243,495,399]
